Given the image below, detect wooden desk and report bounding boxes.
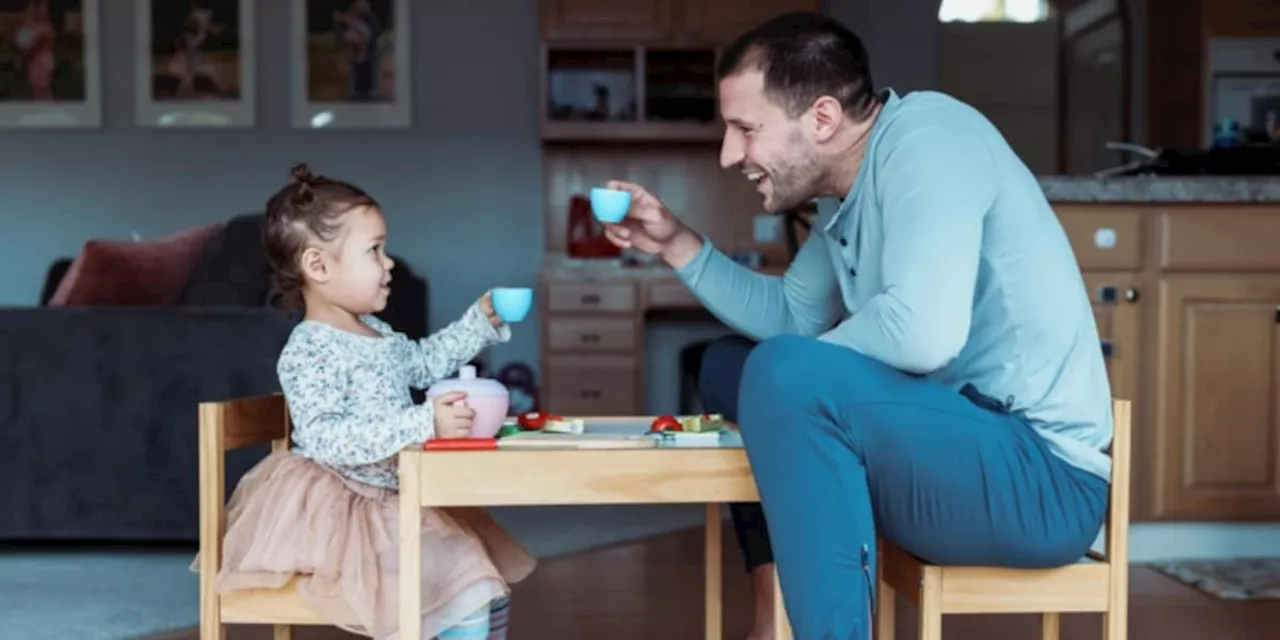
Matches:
[396,420,793,640]
[537,255,785,416]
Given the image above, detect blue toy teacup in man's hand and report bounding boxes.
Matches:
[492,287,533,322]
[590,187,632,224]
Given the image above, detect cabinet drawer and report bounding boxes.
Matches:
[546,317,638,351]
[647,280,700,308]
[1158,207,1280,271]
[1055,206,1143,271]
[544,355,638,415]
[546,282,636,312]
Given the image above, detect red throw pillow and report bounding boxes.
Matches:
[48,223,223,307]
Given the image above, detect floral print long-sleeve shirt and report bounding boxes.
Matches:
[277,302,510,489]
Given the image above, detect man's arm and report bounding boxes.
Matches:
[819,123,997,374]
[673,230,843,340]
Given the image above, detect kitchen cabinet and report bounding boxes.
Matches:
[1058,203,1280,522]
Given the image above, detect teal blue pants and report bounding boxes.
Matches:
[699,335,1108,640]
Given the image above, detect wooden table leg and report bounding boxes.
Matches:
[774,567,793,640]
[399,451,423,640]
[705,503,723,640]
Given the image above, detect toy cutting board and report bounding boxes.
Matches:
[497,432,659,449]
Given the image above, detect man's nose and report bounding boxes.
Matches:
[720,132,744,169]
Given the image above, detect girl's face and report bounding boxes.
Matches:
[309,206,395,315]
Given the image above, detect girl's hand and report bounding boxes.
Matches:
[478,290,503,328]
[433,391,474,439]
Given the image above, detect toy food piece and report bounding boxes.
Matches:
[678,413,726,432]
[544,416,585,434]
[517,411,549,430]
[650,415,682,432]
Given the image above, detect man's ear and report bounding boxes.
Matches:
[299,247,329,283]
[808,95,844,142]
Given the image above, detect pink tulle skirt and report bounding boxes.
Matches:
[198,451,536,638]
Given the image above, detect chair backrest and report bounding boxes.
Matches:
[1105,399,1132,593]
[196,394,291,580]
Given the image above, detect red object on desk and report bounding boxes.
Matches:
[423,437,498,451]
[566,194,622,259]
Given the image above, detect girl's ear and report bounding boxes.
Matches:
[299,247,329,283]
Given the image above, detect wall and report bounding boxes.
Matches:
[0,0,545,371]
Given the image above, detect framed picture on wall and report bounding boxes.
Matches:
[291,0,410,129]
[0,0,101,128]
[134,0,256,128]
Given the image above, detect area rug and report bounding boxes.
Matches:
[1149,558,1280,600]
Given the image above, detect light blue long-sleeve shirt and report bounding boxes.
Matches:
[676,89,1113,481]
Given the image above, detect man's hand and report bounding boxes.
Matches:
[432,391,474,439]
[601,180,704,269]
[477,290,503,328]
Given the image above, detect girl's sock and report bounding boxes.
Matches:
[435,604,490,640]
[487,595,511,640]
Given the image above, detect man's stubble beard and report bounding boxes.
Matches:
[763,133,825,214]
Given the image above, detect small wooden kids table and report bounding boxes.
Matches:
[396,418,793,640]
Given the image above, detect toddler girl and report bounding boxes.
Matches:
[211,164,536,639]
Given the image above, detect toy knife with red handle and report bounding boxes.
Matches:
[422,437,498,451]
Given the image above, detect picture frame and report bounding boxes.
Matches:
[133,0,256,128]
[0,0,101,128]
[291,0,410,129]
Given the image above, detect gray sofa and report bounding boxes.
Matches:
[0,213,428,541]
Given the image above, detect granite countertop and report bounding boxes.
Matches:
[1038,175,1280,203]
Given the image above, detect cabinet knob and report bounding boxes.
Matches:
[1097,285,1117,304]
[1100,339,1114,358]
[581,294,600,305]
[1275,306,1280,324]
[578,389,601,400]
[1125,288,1140,303]
[580,333,601,344]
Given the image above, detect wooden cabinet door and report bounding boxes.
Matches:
[1152,275,1280,520]
[683,0,822,45]
[541,0,672,41]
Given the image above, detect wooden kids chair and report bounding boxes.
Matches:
[875,399,1131,640]
[198,393,359,640]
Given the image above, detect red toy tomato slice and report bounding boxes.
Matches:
[650,415,682,432]
[517,412,548,430]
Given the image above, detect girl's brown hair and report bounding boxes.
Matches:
[262,163,379,310]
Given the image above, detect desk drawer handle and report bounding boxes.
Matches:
[580,333,601,344]
[580,294,601,305]
[579,389,602,400]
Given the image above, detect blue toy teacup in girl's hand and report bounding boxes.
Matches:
[491,287,533,322]
[590,187,632,224]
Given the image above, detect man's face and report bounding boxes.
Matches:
[718,70,823,213]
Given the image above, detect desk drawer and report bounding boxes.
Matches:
[1055,206,1144,271]
[546,317,638,352]
[544,355,639,415]
[546,282,637,312]
[1158,207,1280,271]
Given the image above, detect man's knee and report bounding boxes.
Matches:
[740,334,827,398]
[696,335,756,413]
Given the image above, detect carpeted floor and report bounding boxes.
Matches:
[1149,558,1280,601]
[0,504,711,640]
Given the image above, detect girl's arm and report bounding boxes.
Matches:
[364,304,510,389]
[279,332,437,467]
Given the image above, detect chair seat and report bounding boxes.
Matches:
[880,543,1112,615]
[219,577,360,626]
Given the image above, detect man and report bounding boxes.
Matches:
[603,12,1113,640]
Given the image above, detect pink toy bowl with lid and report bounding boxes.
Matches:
[425,365,510,438]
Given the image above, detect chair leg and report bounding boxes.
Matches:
[875,579,895,640]
[1041,613,1060,640]
[272,625,292,640]
[1103,610,1127,640]
[917,577,942,640]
